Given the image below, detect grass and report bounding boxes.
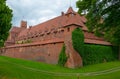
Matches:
[0,56,120,79]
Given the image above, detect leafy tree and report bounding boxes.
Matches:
[76,0,120,59]
[0,0,12,47]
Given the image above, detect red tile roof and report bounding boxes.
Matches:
[18,7,88,38]
[10,27,23,33]
[11,7,111,46]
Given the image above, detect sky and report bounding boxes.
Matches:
[6,0,78,27]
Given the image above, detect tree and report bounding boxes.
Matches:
[0,0,12,47]
[76,0,120,59]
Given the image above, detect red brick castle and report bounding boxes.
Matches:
[1,7,111,68]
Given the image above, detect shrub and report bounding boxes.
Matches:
[58,44,67,66]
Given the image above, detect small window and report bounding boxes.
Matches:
[67,27,70,32]
[61,30,64,32]
[41,34,44,36]
[83,22,86,25]
[36,35,38,37]
[48,53,50,56]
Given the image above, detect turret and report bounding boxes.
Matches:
[20,20,27,29]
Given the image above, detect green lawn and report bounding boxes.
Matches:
[0,56,120,79]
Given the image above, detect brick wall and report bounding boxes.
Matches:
[1,25,83,68]
[2,42,63,64]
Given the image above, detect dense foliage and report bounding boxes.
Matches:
[0,0,12,47]
[83,44,118,65]
[72,28,84,55]
[58,44,67,66]
[72,28,118,65]
[76,0,120,45]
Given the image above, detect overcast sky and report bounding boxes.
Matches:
[6,0,78,27]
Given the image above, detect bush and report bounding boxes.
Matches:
[58,44,67,66]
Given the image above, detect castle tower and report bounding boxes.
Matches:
[20,20,27,29]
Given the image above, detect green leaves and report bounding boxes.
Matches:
[83,44,118,65]
[58,44,67,66]
[71,27,118,66]
[76,0,120,46]
[72,28,84,55]
[0,0,12,47]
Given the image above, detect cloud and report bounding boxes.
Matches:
[6,0,78,27]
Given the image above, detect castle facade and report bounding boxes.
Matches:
[1,7,111,68]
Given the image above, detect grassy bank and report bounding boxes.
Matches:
[0,56,120,79]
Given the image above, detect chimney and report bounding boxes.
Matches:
[29,26,32,30]
[20,20,27,29]
[61,12,64,16]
